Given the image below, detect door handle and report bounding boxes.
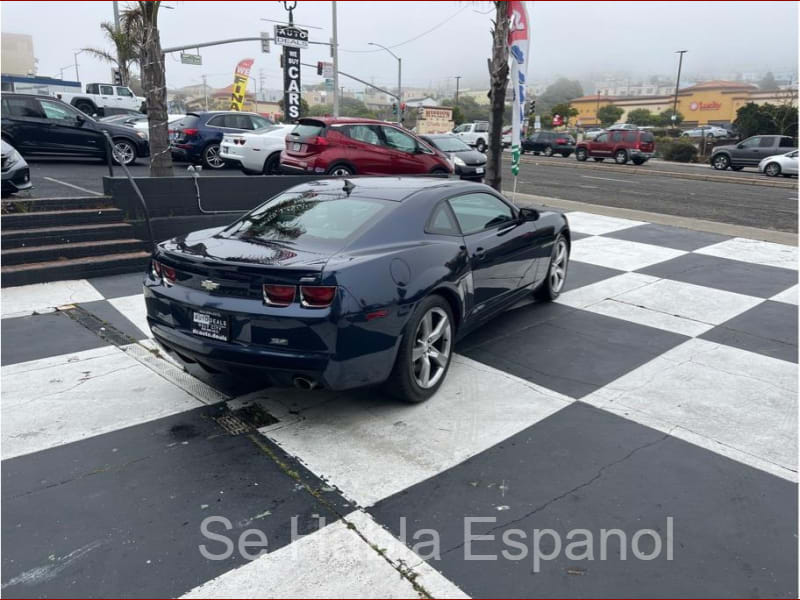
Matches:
[474,247,486,260]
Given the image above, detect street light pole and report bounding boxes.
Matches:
[331,1,340,118]
[368,42,401,120]
[455,75,461,105]
[672,50,687,124]
[73,50,83,82]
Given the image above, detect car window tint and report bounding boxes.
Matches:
[449,193,514,235]
[759,137,775,148]
[251,115,272,129]
[230,114,253,130]
[116,87,133,97]
[381,126,417,153]
[100,85,114,95]
[3,96,45,118]
[611,131,623,142]
[641,132,654,143]
[207,115,225,127]
[86,84,99,94]
[779,137,795,148]
[427,202,460,235]
[595,133,608,142]
[345,124,380,145]
[740,137,761,148]
[475,122,489,132]
[623,131,636,142]
[40,99,79,121]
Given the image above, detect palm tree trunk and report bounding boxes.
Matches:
[139,1,173,177]
[485,1,510,192]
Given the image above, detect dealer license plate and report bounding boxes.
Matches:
[475,167,484,174]
[191,311,229,342]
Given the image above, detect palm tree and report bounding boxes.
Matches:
[485,1,510,192]
[82,19,139,86]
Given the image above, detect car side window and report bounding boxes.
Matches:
[740,137,761,148]
[86,84,99,94]
[779,137,794,148]
[100,85,114,95]
[448,193,514,235]
[758,137,775,148]
[611,131,623,142]
[3,96,45,118]
[251,115,271,129]
[427,202,460,236]
[790,151,799,158]
[116,87,133,97]
[228,114,253,130]
[623,131,636,142]
[40,99,80,122]
[206,115,226,127]
[595,133,608,142]
[344,124,381,145]
[381,126,417,153]
[475,122,489,133]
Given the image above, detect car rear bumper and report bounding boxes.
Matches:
[170,145,200,162]
[1,165,32,194]
[629,150,653,159]
[456,164,486,180]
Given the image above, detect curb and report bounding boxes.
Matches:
[505,155,798,189]
[505,190,798,247]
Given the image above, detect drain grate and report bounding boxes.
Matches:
[214,413,253,436]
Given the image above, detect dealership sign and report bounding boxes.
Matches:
[283,46,302,122]
[274,25,309,49]
[689,101,722,111]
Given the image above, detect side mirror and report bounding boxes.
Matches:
[75,114,86,126]
[519,207,540,221]
[736,143,744,149]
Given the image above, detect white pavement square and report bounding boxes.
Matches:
[555,272,658,309]
[695,237,799,270]
[583,338,798,481]
[1,279,104,319]
[770,284,799,305]
[565,211,645,236]
[570,236,687,272]
[258,355,573,507]
[109,293,150,338]
[1,346,205,459]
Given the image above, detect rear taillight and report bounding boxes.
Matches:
[556,138,567,144]
[236,138,246,145]
[300,285,337,308]
[151,259,162,281]
[161,263,176,284]
[182,128,199,136]
[263,284,296,307]
[310,136,328,146]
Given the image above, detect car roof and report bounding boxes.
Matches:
[188,111,265,117]
[2,92,62,101]
[281,176,480,203]
[299,116,404,126]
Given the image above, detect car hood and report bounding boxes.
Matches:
[1,139,13,156]
[451,149,487,165]
[161,226,331,268]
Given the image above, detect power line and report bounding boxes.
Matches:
[339,5,469,53]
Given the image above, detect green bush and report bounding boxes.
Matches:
[659,138,698,162]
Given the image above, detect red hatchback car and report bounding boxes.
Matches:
[575,129,655,165]
[280,117,453,176]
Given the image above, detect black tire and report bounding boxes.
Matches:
[632,157,646,165]
[75,101,95,115]
[475,139,487,153]
[575,148,588,161]
[262,152,281,175]
[202,143,225,169]
[764,162,781,177]
[543,145,554,157]
[386,294,455,404]
[561,152,571,158]
[593,157,604,162]
[430,167,449,176]
[731,165,744,171]
[326,163,355,176]
[533,151,540,156]
[534,234,569,302]
[111,138,136,166]
[614,149,628,165]
[782,174,793,178]
[712,153,730,170]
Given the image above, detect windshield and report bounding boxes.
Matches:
[221,189,391,250]
[427,136,471,152]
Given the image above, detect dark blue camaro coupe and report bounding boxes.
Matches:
[145,177,570,403]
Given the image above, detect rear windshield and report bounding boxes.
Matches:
[172,115,199,129]
[640,132,654,143]
[779,137,795,148]
[221,189,390,250]
[289,120,325,139]
[427,136,471,152]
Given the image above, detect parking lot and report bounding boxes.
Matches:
[2,202,797,597]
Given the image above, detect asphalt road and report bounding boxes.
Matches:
[12,155,798,234]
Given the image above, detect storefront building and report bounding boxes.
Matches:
[570,80,798,127]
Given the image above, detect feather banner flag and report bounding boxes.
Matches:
[508,1,530,177]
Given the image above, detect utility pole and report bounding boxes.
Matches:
[73,50,82,82]
[368,42,402,120]
[455,75,461,105]
[202,74,208,111]
[331,1,340,117]
[672,50,687,125]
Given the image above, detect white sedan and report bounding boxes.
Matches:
[681,125,730,138]
[132,114,185,140]
[758,150,798,177]
[220,124,294,174]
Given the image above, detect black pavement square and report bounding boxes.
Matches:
[88,272,145,300]
[1,404,349,599]
[638,253,798,298]
[1,311,109,366]
[700,300,798,363]
[462,308,688,398]
[369,403,798,599]
[80,299,148,341]
[562,260,624,292]
[604,223,730,251]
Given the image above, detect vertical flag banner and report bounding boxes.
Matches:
[508,1,530,177]
[230,58,255,111]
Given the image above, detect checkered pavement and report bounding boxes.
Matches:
[1,212,797,598]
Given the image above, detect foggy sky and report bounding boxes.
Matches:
[2,1,797,95]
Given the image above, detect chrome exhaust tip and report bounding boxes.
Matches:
[293,376,318,391]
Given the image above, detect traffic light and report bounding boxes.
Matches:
[529,99,536,115]
[317,61,323,76]
[261,32,270,54]
[112,68,122,86]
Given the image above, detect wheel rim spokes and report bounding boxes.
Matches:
[412,307,452,389]
[114,143,133,164]
[549,240,568,293]
[208,146,223,167]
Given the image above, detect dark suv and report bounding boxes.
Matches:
[575,129,655,165]
[280,117,453,176]
[521,131,576,157]
[710,135,796,171]
[169,111,273,169]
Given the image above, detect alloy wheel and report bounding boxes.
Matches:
[205,145,224,169]
[713,155,729,170]
[329,166,353,176]
[113,141,135,165]
[411,307,452,389]
[765,163,781,177]
[549,239,568,294]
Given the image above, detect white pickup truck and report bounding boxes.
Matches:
[57,83,146,117]
[452,121,490,152]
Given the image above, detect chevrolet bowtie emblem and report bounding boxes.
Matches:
[201,280,220,291]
